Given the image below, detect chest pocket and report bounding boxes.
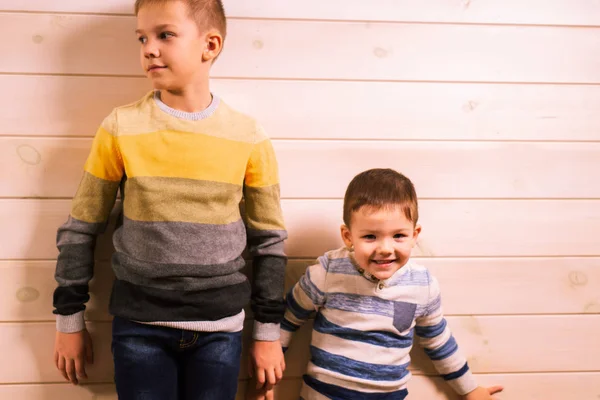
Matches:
[393,301,417,332]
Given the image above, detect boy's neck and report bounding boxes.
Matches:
[159,85,212,113]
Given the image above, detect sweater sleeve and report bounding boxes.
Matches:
[53,111,123,333]
[414,275,478,396]
[280,261,327,351]
[243,124,288,341]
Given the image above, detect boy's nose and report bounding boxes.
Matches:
[144,43,160,58]
[378,240,393,254]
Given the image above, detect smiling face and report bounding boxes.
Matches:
[341,205,421,281]
[135,1,221,92]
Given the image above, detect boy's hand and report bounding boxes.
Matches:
[245,383,275,400]
[249,340,285,390]
[464,385,503,400]
[54,330,94,385]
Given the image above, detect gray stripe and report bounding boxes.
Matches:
[57,216,107,246]
[113,252,248,291]
[55,242,95,286]
[113,216,246,265]
[247,228,287,257]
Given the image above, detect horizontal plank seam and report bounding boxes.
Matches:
[1,9,600,29]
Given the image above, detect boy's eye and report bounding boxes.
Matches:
[159,32,174,40]
[394,234,406,239]
[137,36,147,44]
[363,235,376,240]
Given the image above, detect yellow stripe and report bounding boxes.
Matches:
[245,138,280,188]
[123,176,243,224]
[117,131,253,185]
[84,127,124,181]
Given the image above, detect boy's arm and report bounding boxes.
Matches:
[279,262,326,351]
[243,126,288,341]
[414,275,479,397]
[53,112,123,333]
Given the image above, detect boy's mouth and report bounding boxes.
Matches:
[148,65,166,71]
[372,259,396,265]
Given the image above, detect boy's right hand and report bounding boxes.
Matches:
[54,329,94,385]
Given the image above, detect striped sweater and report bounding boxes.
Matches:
[53,91,287,340]
[281,247,477,398]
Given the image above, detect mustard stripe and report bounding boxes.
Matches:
[84,127,124,182]
[117,131,253,185]
[243,184,285,231]
[123,176,243,224]
[245,138,280,188]
[71,172,120,223]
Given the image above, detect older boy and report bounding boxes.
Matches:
[52,1,286,398]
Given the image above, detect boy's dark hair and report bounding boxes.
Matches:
[343,168,419,227]
[135,0,227,41]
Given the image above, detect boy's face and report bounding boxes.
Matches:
[136,1,215,91]
[341,206,421,281]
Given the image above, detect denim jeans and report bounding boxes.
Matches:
[112,316,242,400]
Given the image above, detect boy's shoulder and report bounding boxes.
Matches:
[317,247,353,272]
[389,259,435,287]
[99,91,155,135]
[216,98,268,142]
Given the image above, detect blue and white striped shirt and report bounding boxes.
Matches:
[281,247,477,398]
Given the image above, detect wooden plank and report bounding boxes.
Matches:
[2,15,599,83]
[3,372,600,400]
[281,199,600,258]
[1,316,598,383]
[2,199,600,259]
[4,76,600,141]
[4,137,600,199]
[1,1,599,26]
[2,257,598,323]
[281,316,600,378]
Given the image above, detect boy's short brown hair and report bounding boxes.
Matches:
[134,0,227,40]
[343,168,419,227]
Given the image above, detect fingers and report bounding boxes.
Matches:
[255,368,266,389]
[57,356,69,382]
[54,351,59,370]
[75,357,88,380]
[264,368,276,390]
[65,358,78,385]
[487,385,504,395]
[280,357,286,372]
[265,388,275,400]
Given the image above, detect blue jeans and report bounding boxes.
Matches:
[112,316,242,400]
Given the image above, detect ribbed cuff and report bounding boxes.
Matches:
[56,311,86,333]
[253,321,280,341]
[447,368,478,396]
[279,328,293,348]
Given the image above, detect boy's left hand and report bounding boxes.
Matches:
[464,385,504,400]
[249,340,285,390]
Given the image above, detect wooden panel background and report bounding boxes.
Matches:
[0,0,599,398]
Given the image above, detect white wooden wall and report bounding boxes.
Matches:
[1,1,599,399]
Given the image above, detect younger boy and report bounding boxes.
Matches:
[266,169,503,399]
[52,1,286,398]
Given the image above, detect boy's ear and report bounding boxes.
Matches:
[203,30,223,62]
[340,224,353,249]
[413,224,422,242]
